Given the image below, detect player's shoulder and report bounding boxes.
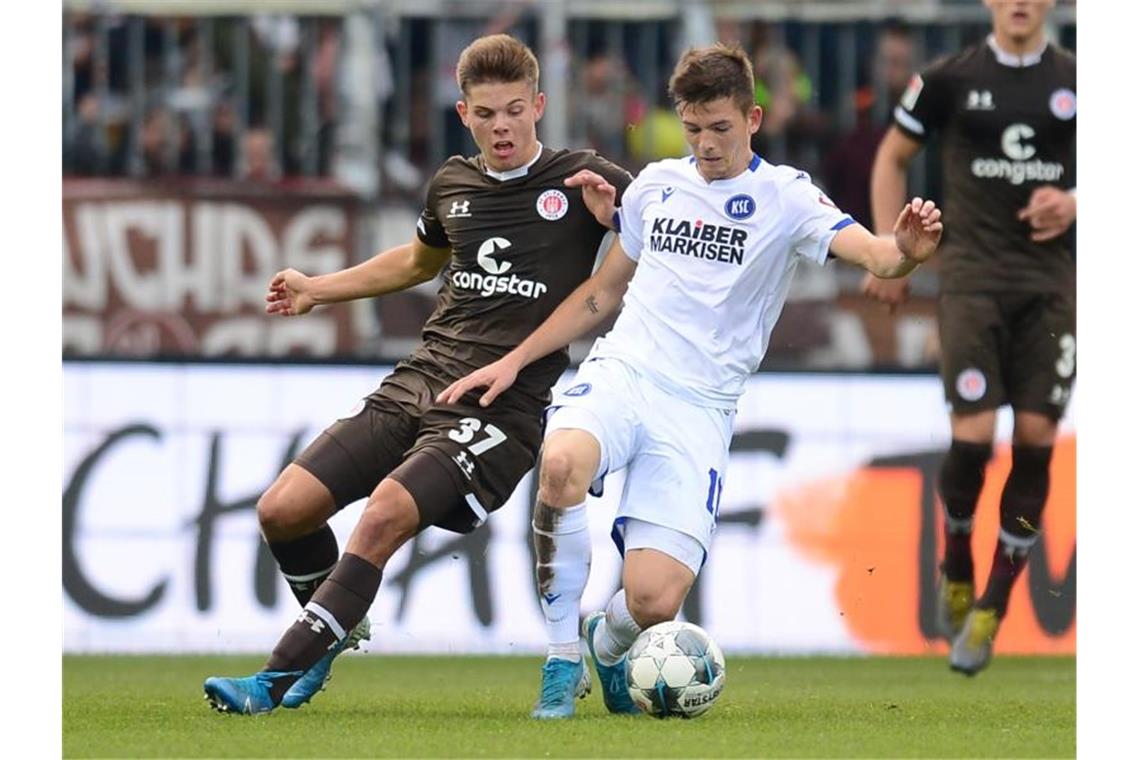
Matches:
[543,147,630,175]
[753,161,820,198]
[428,154,480,188]
[640,156,692,182]
[921,41,988,82]
[625,157,692,195]
[1047,43,1077,72]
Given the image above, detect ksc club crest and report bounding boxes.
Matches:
[536,189,569,220]
[956,368,987,402]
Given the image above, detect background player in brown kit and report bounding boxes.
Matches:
[862,0,1075,675]
[201,34,631,714]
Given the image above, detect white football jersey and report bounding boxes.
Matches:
[588,155,854,408]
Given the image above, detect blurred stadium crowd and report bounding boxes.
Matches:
[62,0,1076,368]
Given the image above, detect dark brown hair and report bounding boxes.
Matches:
[456,34,540,97]
[668,43,755,115]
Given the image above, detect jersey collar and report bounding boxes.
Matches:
[483,142,544,181]
[687,153,763,183]
[986,33,1047,68]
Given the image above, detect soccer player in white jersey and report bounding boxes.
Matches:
[439,43,943,719]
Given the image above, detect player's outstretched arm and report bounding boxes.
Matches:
[831,197,943,279]
[437,237,638,407]
[266,237,451,316]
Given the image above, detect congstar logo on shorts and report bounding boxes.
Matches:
[452,237,549,299]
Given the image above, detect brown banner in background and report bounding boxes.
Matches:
[63,179,361,358]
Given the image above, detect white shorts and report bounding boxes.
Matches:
[545,357,734,568]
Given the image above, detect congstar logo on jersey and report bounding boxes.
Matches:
[648,217,747,265]
[452,237,549,299]
[970,123,1065,186]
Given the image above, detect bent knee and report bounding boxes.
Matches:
[538,445,594,506]
[359,481,420,543]
[257,491,320,540]
[625,589,683,630]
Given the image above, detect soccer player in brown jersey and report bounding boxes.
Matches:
[202,34,632,714]
[862,0,1076,675]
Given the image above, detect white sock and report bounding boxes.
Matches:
[534,502,591,662]
[593,589,642,666]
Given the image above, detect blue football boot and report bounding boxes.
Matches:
[530,656,591,719]
[281,617,371,709]
[203,670,301,715]
[583,611,641,714]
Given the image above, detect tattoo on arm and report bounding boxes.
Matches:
[585,295,599,314]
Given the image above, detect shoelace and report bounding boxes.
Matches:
[539,661,574,703]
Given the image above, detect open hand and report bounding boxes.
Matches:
[265,269,315,316]
[436,356,521,408]
[894,197,943,263]
[1017,186,1076,242]
[565,169,618,228]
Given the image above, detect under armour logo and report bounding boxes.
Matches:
[299,611,326,634]
[448,199,472,218]
[453,450,475,479]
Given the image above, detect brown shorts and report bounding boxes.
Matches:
[938,291,1075,419]
[293,362,543,534]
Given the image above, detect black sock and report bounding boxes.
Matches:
[978,445,1052,617]
[268,525,339,606]
[263,553,383,702]
[938,440,992,583]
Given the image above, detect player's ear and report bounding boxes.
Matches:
[533,91,546,122]
[456,99,470,127]
[749,105,763,135]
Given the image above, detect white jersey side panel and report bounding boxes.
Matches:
[591,156,853,408]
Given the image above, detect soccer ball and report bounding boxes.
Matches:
[625,620,726,718]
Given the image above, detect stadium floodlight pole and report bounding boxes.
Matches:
[538,0,569,151]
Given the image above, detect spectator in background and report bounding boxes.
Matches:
[575,49,646,167]
[137,104,195,176]
[822,20,916,228]
[742,24,824,167]
[626,85,688,166]
[241,126,280,182]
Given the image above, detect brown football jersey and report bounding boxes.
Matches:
[894,37,1075,294]
[408,146,632,407]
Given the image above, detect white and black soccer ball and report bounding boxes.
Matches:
[625,620,726,718]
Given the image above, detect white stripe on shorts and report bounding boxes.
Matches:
[465,493,488,527]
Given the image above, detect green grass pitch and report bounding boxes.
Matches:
[63,654,1074,758]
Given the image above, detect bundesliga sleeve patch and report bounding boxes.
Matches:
[900,73,924,111]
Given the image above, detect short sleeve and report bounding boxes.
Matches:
[587,153,635,206]
[616,175,647,261]
[786,171,855,265]
[416,166,450,249]
[893,58,954,142]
